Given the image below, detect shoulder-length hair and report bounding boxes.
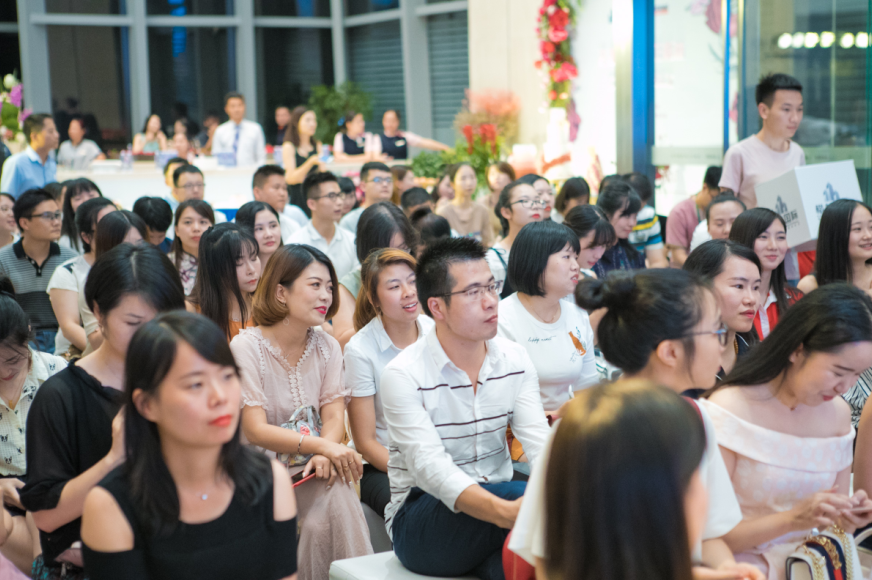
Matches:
[815,199,872,286]
[94,210,148,258]
[283,105,315,148]
[564,205,616,249]
[252,244,340,326]
[554,177,591,214]
[189,223,259,338]
[545,379,703,580]
[596,180,642,258]
[61,178,102,252]
[356,202,418,263]
[169,200,215,269]
[124,311,271,536]
[729,208,797,317]
[354,248,417,332]
[711,283,872,394]
[508,221,580,297]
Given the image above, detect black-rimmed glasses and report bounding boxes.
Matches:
[437,281,504,300]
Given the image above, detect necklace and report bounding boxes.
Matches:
[734,337,739,355]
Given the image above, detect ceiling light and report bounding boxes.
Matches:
[840,32,855,48]
[777,33,793,49]
[821,31,835,48]
[804,32,819,48]
[792,32,805,48]
[857,32,869,48]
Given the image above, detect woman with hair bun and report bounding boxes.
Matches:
[511,268,764,580]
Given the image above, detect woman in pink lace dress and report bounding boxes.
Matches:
[230,244,372,580]
[701,284,872,580]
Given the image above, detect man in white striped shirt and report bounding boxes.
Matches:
[380,238,550,579]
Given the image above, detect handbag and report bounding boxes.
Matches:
[277,405,322,467]
[786,525,862,580]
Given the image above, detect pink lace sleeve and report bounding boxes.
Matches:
[314,332,349,408]
[229,332,269,410]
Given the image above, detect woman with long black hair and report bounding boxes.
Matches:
[594,181,645,277]
[80,312,298,580]
[58,178,102,254]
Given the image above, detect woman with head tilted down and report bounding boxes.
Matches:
[80,312,298,580]
[230,244,372,580]
[511,268,764,580]
[702,284,872,580]
[20,244,186,580]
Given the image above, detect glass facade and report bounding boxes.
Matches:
[146,0,233,16]
[46,0,123,14]
[346,0,399,16]
[0,34,21,82]
[255,0,331,17]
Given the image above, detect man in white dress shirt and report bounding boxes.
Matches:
[339,161,393,234]
[380,237,551,579]
[251,165,300,242]
[210,92,266,167]
[287,172,358,279]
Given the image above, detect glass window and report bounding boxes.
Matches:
[46,0,124,14]
[47,26,130,151]
[347,21,405,135]
[346,0,399,17]
[256,28,334,143]
[428,12,468,146]
[146,0,233,16]
[0,34,20,81]
[0,4,17,21]
[255,0,330,17]
[148,27,235,137]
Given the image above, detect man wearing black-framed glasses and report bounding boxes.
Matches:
[339,161,393,234]
[0,189,76,353]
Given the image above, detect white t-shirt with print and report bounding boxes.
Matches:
[45,255,91,354]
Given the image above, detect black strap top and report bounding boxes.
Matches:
[341,133,365,155]
[82,465,297,580]
[379,133,408,160]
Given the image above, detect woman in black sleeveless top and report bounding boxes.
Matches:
[332,110,374,163]
[375,109,450,160]
[283,106,322,217]
[81,312,298,580]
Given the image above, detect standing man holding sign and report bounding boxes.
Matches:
[720,73,807,279]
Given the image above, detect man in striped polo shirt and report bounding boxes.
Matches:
[381,237,551,579]
[0,189,76,353]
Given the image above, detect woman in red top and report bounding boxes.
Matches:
[730,208,802,339]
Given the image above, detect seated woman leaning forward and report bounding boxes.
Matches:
[701,283,872,580]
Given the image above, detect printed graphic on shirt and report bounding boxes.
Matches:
[569,331,586,356]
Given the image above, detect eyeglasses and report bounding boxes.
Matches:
[314,192,351,201]
[686,322,729,347]
[180,182,205,190]
[510,198,547,209]
[437,281,504,300]
[27,211,62,222]
[369,177,393,185]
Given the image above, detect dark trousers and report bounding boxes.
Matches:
[392,481,526,580]
[360,464,391,518]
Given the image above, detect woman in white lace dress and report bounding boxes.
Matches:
[230,244,372,580]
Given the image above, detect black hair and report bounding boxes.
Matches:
[545,380,702,580]
[337,176,356,195]
[703,166,722,190]
[169,200,215,268]
[449,162,473,183]
[43,182,64,201]
[814,199,872,286]
[340,110,361,131]
[729,208,798,318]
[416,237,487,317]
[494,178,535,237]
[60,178,103,252]
[564,205,617,250]
[24,114,51,142]
[302,171,339,200]
[94,210,148,258]
[223,91,245,106]
[410,208,451,248]
[706,194,746,221]
[576,269,710,373]
[235,201,282,252]
[683,239,761,280]
[596,180,643,258]
[356,202,418,263]
[756,73,803,107]
[508,221,581,297]
[360,161,391,183]
[140,113,161,135]
[623,172,653,203]
[714,284,872,394]
[252,164,285,190]
[554,177,591,213]
[174,117,199,137]
[517,173,548,187]
[173,164,203,187]
[132,197,173,234]
[400,187,431,211]
[75,197,116,254]
[599,174,623,191]
[124,311,271,536]
[0,193,14,207]
[85,243,186,319]
[189,223,259,338]
[430,170,452,205]
[13,189,56,231]
[162,157,189,178]
[383,109,401,122]
[0,277,30,353]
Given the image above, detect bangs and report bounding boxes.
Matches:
[621,195,642,217]
[591,220,617,248]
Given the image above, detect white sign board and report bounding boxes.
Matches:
[755,160,863,251]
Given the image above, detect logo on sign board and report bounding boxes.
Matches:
[775,196,800,230]
[815,183,840,219]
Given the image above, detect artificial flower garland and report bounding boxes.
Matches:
[535,0,579,109]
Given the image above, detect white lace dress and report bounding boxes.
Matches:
[230,327,373,580]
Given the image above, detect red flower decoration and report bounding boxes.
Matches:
[462,124,474,153]
[540,41,556,55]
[561,62,578,79]
[548,90,558,101]
[548,27,568,43]
[549,9,569,29]
[543,0,557,6]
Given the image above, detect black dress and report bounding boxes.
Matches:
[287,144,318,218]
[83,465,298,580]
[340,133,365,156]
[378,133,408,160]
[20,360,124,567]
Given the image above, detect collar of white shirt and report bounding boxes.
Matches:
[424,325,503,378]
[304,220,349,245]
[372,315,428,353]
